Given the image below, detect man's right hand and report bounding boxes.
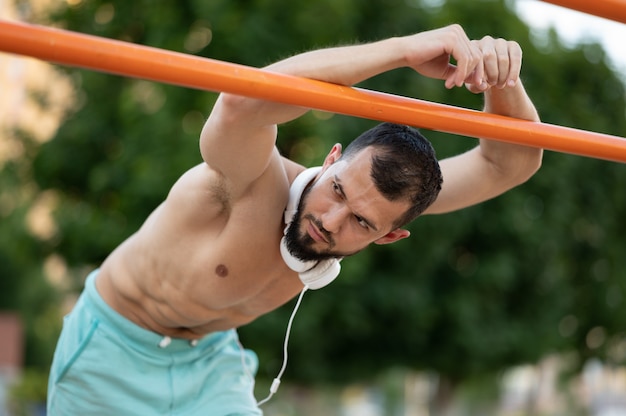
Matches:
[403,24,485,89]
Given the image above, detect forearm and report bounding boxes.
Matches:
[213,37,408,131]
[479,81,543,183]
[425,82,542,215]
[217,25,485,128]
[483,80,539,122]
[265,37,406,86]
[414,32,543,215]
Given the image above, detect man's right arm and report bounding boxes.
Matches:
[423,36,542,215]
[199,25,486,197]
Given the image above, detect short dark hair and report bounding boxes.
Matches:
[341,122,442,228]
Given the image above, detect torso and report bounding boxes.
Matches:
[96,153,306,339]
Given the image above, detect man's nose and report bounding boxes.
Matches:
[320,204,350,234]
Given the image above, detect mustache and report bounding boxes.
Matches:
[303,213,334,248]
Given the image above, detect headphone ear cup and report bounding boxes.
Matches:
[299,259,341,290]
[280,237,316,273]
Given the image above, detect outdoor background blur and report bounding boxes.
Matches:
[1,0,626,415]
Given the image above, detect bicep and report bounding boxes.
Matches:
[200,94,279,193]
[422,147,489,215]
[200,93,309,193]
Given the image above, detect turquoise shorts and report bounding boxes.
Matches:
[47,270,262,415]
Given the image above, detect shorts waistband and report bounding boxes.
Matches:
[83,269,236,353]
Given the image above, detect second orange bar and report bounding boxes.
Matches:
[541,0,626,24]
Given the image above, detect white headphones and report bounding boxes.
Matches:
[256,168,344,407]
[280,167,341,290]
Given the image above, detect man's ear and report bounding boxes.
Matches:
[322,143,343,169]
[374,228,410,245]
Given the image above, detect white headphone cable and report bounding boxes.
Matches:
[257,285,309,406]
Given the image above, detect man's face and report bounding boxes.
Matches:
[284,148,410,262]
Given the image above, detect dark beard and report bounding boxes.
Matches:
[283,182,358,262]
[284,183,338,262]
[284,211,335,262]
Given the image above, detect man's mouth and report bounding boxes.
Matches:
[307,221,328,244]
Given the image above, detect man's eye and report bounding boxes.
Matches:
[332,182,341,194]
[355,216,368,229]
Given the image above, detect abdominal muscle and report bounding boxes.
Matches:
[96,222,304,339]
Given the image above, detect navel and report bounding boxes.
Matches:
[215,264,229,278]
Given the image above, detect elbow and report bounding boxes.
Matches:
[524,147,543,180]
[485,145,543,190]
[200,93,257,142]
[512,147,543,186]
[220,92,249,107]
[216,93,253,120]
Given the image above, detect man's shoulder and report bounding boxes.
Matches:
[158,163,231,220]
[280,156,306,186]
[169,158,296,213]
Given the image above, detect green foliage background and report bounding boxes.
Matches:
[3,0,626,400]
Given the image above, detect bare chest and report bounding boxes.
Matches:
[102,162,306,334]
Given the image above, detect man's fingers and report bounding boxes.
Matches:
[445,26,483,88]
[505,40,522,87]
[424,26,522,91]
[474,36,522,90]
[495,39,511,86]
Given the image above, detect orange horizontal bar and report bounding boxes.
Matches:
[541,0,626,24]
[1,20,625,163]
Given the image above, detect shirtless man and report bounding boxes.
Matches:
[47,24,542,415]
